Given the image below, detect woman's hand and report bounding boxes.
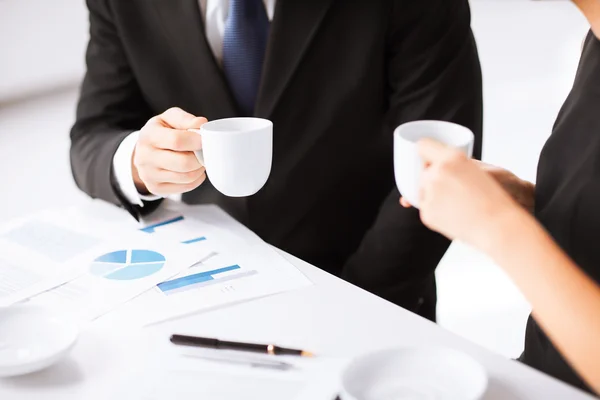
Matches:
[409,139,523,252]
[475,161,535,213]
[401,160,535,212]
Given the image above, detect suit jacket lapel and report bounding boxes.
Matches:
[152,0,239,118]
[255,0,335,118]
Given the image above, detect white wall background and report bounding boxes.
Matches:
[0,0,592,359]
[0,0,87,102]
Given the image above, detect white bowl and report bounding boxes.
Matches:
[340,346,488,400]
[0,305,78,377]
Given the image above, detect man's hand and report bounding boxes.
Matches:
[132,107,207,196]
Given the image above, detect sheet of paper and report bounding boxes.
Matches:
[114,341,347,400]
[159,248,311,323]
[70,199,264,248]
[116,245,312,326]
[29,244,207,324]
[64,200,313,326]
[141,202,313,293]
[117,207,312,326]
[68,200,246,251]
[0,218,100,263]
[137,212,246,256]
[0,252,70,302]
[166,201,266,247]
[0,213,127,306]
[0,210,212,324]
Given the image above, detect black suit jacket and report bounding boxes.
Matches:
[70,0,483,319]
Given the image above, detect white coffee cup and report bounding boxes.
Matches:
[339,347,488,400]
[394,120,474,208]
[190,117,273,197]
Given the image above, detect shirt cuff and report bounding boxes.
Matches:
[112,131,162,207]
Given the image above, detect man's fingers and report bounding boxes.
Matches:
[135,109,209,195]
[148,167,206,185]
[141,108,207,151]
[187,116,208,130]
[160,107,208,130]
[149,173,207,196]
[399,197,412,208]
[137,149,201,173]
[143,126,203,152]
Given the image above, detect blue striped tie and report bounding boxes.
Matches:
[222,0,270,116]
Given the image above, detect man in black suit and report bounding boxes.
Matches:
[70,0,483,321]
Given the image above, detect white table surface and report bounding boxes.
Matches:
[0,204,596,400]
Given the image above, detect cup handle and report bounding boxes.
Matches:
[195,148,205,167]
[188,129,205,167]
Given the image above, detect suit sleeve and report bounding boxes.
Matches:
[69,0,161,218]
[341,0,483,320]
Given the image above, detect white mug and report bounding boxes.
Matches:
[190,117,273,197]
[394,120,474,208]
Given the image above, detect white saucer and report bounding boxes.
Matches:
[0,305,78,377]
[340,346,488,400]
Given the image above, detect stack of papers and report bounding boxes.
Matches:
[0,210,206,324]
[0,200,312,327]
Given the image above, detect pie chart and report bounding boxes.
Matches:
[90,249,166,281]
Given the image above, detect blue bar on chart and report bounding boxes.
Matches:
[140,216,184,234]
[157,265,258,296]
[181,237,206,244]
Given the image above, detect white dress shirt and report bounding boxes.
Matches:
[112,0,276,207]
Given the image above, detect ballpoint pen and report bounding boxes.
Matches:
[170,334,315,357]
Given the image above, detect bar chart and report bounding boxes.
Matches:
[157,264,258,296]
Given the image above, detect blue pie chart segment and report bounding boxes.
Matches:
[90,249,166,281]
